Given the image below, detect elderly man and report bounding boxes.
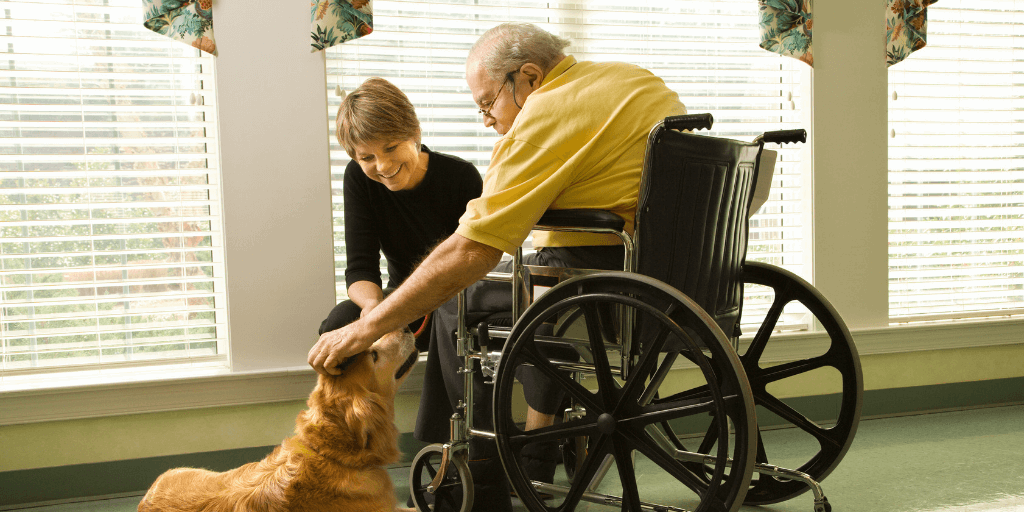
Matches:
[309,22,686,511]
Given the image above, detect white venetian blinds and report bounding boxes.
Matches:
[324,0,808,329]
[0,0,227,378]
[888,0,1024,322]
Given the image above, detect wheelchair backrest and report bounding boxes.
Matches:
[634,126,762,337]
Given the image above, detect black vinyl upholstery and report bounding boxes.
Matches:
[635,127,762,337]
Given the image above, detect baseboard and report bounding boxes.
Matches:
[3,376,1022,507]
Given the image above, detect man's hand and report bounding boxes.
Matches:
[308,234,502,375]
[307,320,376,375]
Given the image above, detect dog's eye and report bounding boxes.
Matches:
[370,350,378,363]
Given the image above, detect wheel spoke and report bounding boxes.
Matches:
[655,384,713,404]
[519,346,603,413]
[425,459,438,479]
[582,303,619,403]
[507,417,600,448]
[624,428,713,496]
[757,356,829,384]
[745,293,788,364]
[616,323,672,414]
[620,395,729,428]
[696,415,720,455]
[612,435,642,512]
[437,489,457,510]
[757,393,842,450]
[558,434,611,512]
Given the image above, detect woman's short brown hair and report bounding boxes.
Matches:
[335,77,420,158]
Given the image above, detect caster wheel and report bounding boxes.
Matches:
[815,496,832,512]
[409,444,473,512]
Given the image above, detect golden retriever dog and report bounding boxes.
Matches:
[139,329,419,512]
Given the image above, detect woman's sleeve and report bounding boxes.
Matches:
[459,161,484,206]
[342,164,384,289]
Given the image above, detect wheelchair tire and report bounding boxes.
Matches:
[492,272,757,512]
[409,444,473,512]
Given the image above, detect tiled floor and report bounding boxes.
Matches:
[8,405,1023,512]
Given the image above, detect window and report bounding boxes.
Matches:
[888,0,1024,322]
[324,0,809,328]
[1,0,226,380]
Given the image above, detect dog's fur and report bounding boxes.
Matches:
[139,330,419,512]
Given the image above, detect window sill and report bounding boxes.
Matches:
[2,317,1020,426]
[0,356,427,426]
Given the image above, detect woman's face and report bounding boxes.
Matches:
[352,138,427,191]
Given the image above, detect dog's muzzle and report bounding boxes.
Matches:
[396,349,417,380]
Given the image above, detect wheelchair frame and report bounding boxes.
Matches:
[409,114,862,512]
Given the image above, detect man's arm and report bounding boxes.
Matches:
[308,233,503,375]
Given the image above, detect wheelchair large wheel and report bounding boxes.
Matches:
[409,444,473,512]
[738,261,863,504]
[493,272,757,512]
[661,261,862,505]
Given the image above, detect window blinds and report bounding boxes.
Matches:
[1,0,227,377]
[888,0,1024,322]
[325,0,808,330]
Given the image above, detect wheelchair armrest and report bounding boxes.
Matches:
[535,209,626,232]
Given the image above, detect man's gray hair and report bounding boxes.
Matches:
[470,23,571,80]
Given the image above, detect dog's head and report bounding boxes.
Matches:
[300,329,418,467]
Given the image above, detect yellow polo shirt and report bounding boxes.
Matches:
[456,56,687,254]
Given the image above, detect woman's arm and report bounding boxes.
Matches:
[342,163,386,290]
[347,280,385,316]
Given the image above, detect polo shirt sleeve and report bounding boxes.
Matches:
[456,137,573,255]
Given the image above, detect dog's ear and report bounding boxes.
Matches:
[342,390,388,450]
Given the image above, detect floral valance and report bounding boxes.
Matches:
[759,0,813,66]
[311,0,373,52]
[142,0,217,56]
[887,0,937,66]
[758,0,936,67]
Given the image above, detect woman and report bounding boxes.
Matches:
[319,77,482,343]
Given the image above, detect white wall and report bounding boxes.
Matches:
[215,0,337,372]
[812,1,890,329]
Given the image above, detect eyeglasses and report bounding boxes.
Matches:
[477,72,514,118]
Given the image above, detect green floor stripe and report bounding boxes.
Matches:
[4,376,1022,507]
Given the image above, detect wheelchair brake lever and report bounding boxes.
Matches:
[476,322,497,383]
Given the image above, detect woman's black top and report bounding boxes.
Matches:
[343,145,482,290]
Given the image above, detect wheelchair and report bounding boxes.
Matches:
[409,114,863,512]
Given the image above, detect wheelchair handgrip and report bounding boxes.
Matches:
[761,129,807,145]
[535,209,625,232]
[663,113,713,132]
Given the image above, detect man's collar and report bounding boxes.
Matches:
[541,55,577,87]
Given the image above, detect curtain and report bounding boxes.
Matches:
[142,0,217,55]
[311,0,373,52]
[887,0,938,66]
[758,0,938,67]
[759,0,813,66]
